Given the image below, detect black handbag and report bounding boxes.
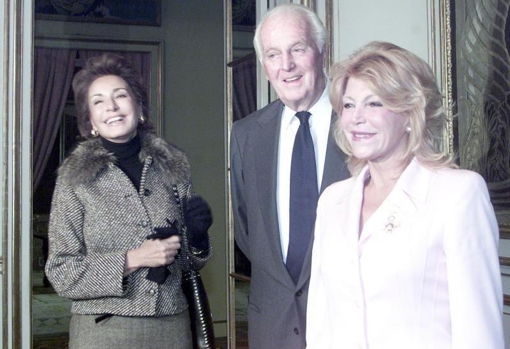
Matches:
[181,269,216,349]
[173,185,216,349]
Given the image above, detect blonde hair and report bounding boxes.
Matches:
[329,41,454,175]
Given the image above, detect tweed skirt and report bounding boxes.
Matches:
[68,310,192,349]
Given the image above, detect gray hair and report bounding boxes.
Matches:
[253,3,327,62]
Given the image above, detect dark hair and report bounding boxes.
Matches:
[72,53,152,138]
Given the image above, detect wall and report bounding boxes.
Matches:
[162,1,227,336]
[34,0,228,337]
[336,0,431,62]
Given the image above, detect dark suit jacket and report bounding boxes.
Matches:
[230,99,350,349]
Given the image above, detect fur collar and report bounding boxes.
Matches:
[57,131,190,188]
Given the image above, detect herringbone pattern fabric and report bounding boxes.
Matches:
[46,133,211,317]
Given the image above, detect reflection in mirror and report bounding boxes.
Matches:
[32,50,79,348]
[228,0,256,348]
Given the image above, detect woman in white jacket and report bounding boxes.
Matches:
[306,41,504,349]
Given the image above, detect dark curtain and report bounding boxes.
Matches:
[78,50,151,97]
[33,48,77,191]
[229,52,257,276]
[229,52,257,121]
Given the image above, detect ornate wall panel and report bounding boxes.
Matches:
[452,0,510,226]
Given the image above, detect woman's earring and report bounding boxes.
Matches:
[405,126,411,133]
[91,129,99,137]
[140,115,145,124]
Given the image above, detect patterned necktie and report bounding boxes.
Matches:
[287,111,319,284]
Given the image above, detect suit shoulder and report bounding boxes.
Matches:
[232,100,283,132]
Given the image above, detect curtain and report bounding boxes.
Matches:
[229,52,257,121]
[229,52,257,276]
[33,48,77,191]
[78,50,151,95]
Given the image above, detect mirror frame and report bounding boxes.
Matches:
[437,0,454,155]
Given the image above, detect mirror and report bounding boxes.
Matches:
[5,1,227,347]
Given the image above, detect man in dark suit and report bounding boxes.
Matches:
[230,4,350,349]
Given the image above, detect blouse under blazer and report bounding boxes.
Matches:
[306,158,504,349]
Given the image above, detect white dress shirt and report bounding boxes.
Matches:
[276,86,332,262]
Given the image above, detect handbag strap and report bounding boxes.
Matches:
[172,184,193,271]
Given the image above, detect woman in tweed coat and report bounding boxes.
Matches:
[45,53,212,349]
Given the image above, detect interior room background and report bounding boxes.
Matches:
[2,0,510,348]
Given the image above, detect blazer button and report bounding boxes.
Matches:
[293,327,299,335]
[144,188,151,196]
[295,290,303,297]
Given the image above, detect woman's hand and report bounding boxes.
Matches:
[124,235,181,276]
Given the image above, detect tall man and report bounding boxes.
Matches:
[230,4,350,349]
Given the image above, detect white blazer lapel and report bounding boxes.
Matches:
[343,166,369,246]
[358,159,431,245]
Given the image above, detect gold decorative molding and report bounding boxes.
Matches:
[438,0,454,156]
[225,0,236,347]
[325,0,333,71]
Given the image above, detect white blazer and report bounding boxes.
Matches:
[306,158,504,349]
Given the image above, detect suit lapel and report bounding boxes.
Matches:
[254,102,288,272]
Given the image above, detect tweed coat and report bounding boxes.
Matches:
[45,131,211,317]
[230,99,349,349]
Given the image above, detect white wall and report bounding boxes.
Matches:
[336,0,431,62]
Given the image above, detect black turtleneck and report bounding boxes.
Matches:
[101,134,144,191]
